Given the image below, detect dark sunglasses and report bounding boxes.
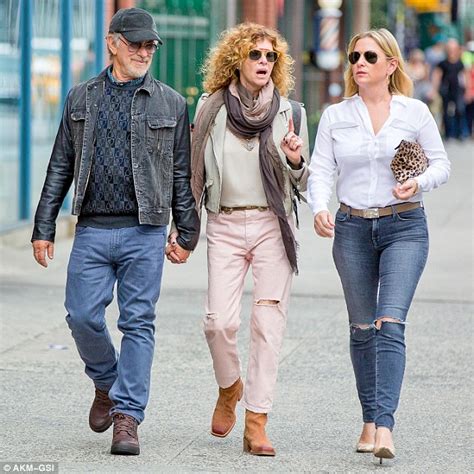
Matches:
[248,49,279,63]
[119,36,158,55]
[348,51,378,64]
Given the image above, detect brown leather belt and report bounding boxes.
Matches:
[339,202,422,219]
[220,206,269,214]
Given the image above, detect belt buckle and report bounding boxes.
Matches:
[362,208,379,219]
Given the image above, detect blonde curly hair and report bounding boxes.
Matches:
[202,22,294,97]
[344,28,413,97]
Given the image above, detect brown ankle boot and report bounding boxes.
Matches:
[211,378,243,437]
[110,413,140,455]
[243,410,276,456]
[89,387,114,433]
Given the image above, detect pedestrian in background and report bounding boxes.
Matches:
[423,34,446,127]
[31,8,199,456]
[176,22,309,456]
[406,48,434,106]
[432,38,468,140]
[308,28,450,464]
[424,34,446,79]
[461,40,474,137]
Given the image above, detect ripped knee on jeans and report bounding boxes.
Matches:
[350,323,373,330]
[349,322,376,342]
[255,299,280,306]
[375,316,405,330]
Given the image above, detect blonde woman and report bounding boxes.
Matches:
[170,23,309,456]
[308,29,449,463]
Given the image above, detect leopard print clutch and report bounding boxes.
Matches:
[390,140,428,184]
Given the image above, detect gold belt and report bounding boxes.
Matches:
[220,206,269,214]
[339,202,422,219]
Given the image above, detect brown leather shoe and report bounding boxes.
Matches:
[243,410,276,456]
[89,387,113,433]
[211,378,243,437]
[110,413,140,455]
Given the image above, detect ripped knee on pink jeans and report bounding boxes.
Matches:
[255,299,280,306]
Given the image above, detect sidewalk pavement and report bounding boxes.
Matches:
[1,141,472,473]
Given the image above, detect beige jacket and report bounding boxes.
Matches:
[196,94,310,215]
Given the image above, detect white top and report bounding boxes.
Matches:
[220,128,268,207]
[307,95,450,215]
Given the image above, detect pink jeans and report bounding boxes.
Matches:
[204,209,294,413]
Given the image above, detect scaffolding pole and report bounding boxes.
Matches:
[19,0,32,220]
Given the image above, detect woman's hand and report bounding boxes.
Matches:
[314,211,335,238]
[165,231,190,264]
[280,117,304,167]
[392,178,419,200]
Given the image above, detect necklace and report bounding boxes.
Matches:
[240,136,258,151]
[229,129,259,151]
[233,131,259,151]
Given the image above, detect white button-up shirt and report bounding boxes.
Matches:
[307,95,450,215]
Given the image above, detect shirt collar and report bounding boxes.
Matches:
[346,93,408,107]
[390,94,409,107]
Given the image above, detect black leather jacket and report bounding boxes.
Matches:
[31,69,200,250]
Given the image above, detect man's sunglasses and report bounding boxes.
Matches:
[248,49,279,63]
[119,36,158,55]
[348,51,379,65]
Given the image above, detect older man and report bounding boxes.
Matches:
[31,8,199,455]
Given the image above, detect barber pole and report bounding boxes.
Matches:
[316,0,342,71]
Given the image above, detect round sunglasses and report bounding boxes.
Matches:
[348,51,379,65]
[119,36,158,55]
[248,49,279,63]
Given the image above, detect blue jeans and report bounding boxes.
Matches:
[65,225,166,423]
[332,206,429,430]
[442,94,468,139]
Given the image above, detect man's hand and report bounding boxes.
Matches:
[392,178,419,200]
[280,117,304,167]
[32,240,55,267]
[165,232,191,264]
[314,211,335,238]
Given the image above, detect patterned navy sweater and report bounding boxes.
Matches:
[80,71,142,222]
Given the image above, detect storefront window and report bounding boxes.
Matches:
[0,0,96,230]
[0,0,20,227]
[30,0,96,218]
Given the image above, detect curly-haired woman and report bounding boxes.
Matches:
[171,22,309,456]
